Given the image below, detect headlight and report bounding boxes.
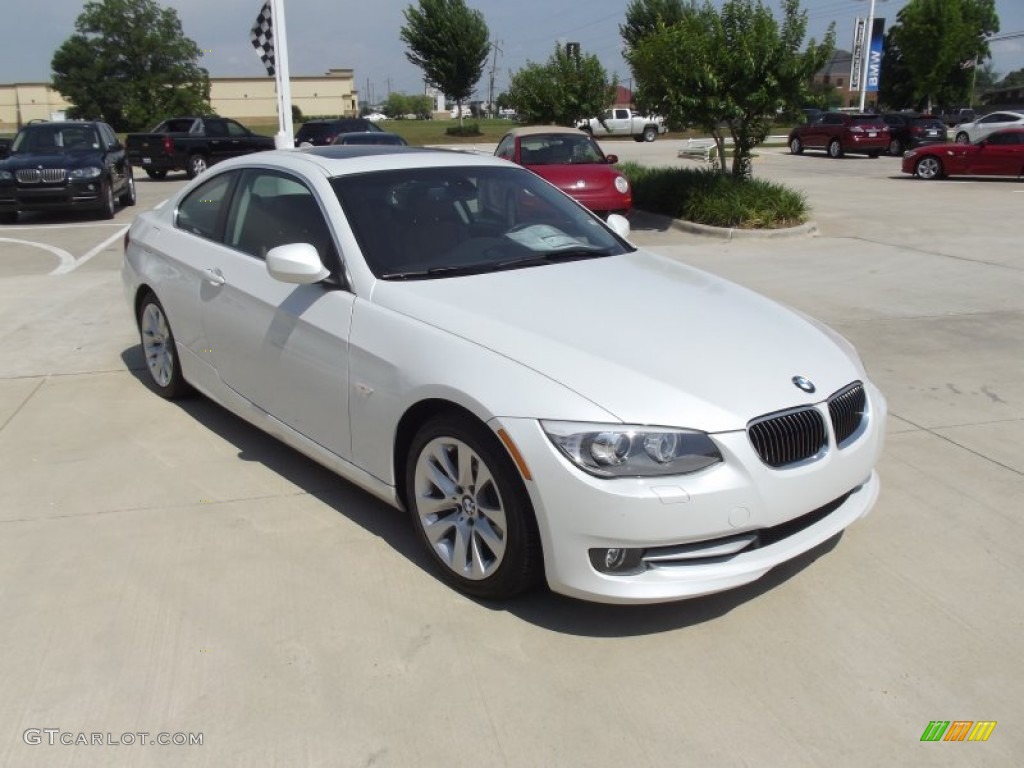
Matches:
[68,167,102,179]
[542,421,722,478]
[0,170,12,181]
[614,175,629,194]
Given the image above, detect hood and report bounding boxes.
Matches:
[526,163,623,194]
[3,148,104,171]
[370,250,864,432]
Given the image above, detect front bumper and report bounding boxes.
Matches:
[493,382,886,603]
[0,180,105,212]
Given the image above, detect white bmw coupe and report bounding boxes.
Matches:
[122,146,886,604]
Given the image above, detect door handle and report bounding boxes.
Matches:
[203,268,226,286]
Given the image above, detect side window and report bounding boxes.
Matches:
[176,172,237,241]
[614,109,629,120]
[205,120,228,137]
[226,169,341,281]
[226,120,249,137]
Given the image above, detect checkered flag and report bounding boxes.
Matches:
[250,1,275,76]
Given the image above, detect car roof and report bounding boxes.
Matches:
[503,126,585,138]
[203,145,515,180]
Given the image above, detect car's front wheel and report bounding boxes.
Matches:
[789,136,803,155]
[915,155,944,180]
[955,132,970,145]
[144,169,168,180]
[137,293,191,398]
[119,172,137,206]
[405,413,542,599]
[97,180,116,220]
[828,139,844,158]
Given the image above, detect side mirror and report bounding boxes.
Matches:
[606,213,630,239]
[605,154,618,164]
[266,243,330,284]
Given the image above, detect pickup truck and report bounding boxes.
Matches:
[578,108,667,142]
[125,116,275,179]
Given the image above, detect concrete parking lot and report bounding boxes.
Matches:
[0,145,1021,767]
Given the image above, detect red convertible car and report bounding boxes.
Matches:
[902,128,1024,180]
[495,126,631,218]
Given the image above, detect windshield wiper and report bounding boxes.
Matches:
[496,247,612,269]
[381,262,501,280]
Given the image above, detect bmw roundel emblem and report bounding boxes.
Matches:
[792,375,815,393]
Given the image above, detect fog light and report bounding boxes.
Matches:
[589,547,645,575]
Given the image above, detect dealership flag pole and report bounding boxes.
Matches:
[859,0,876,112]
[250,0,294,147]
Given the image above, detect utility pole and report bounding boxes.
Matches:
[488,40,503,118]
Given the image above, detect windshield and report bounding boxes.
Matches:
[520,133,606,165]
[12,124,100,153]
[332,165,632,279]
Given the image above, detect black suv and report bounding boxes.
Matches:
[294,118,382,146]
[0,120,135,223]
[881,113,948,155]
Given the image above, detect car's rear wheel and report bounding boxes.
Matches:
[119,173,137,206]
[888,137,904,156]
[97,181,116,220]
[144,169,168,180]
[137,293,191,398]
[955,132,970,144]
[828,139,844,158]
[0,211,16,225]
[915,155,944,180]
[186,154,208,179]
[789,136,803,155]
[405,413,542,600]
[642,125,658,142]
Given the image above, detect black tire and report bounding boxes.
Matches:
[405,413,542,600]
[955,132,970,145]
[789,136,803,155]
[186,154,208,179]
[888,137,903,156]
[867,151,880,159]
[119,171,137,206]
[828,139,844,159]
[144,169,168,180]
[914,155,944,181]
[642,125,658,142]
[97,180,116,220]
[137,292,191,399]
[0,210,16,225]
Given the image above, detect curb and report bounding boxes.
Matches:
[632,209,818,240]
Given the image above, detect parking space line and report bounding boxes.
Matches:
[0,237,75,273]
[52,225,129,275]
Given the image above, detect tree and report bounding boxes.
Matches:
[888,0,999,110]
[620,0,689,55]
[384,92,434,120]
[626,0,833,178]
[506,45,617,126]
[400,0,489,127]
[51,0,210,132]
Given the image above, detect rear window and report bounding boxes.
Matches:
[912,118,945,129]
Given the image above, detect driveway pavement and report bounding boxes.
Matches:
[0,146,1020,767]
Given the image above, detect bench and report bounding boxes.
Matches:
[677,138,718,164]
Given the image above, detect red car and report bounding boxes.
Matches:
[788,112,890,158]
[495,126,631,218]
[902,128,1024,180]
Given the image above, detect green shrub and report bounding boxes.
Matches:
[445,122,482,138]
[618,163,807,229]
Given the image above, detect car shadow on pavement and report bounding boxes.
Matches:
[122,345,844,637]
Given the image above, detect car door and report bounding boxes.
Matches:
[198,168,354,459]
[974,113,1017,141]
[97,123,128,195]
[224,119,259,157]
[968,131,1024,176]
[201,119,234,163]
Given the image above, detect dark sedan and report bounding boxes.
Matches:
[0,120,135,223]
[294,118,382,146]
[901,128,1024,180]
[881,113,948,156]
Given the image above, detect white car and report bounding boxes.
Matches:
[122,146,886,604]
[953,110,1024,144]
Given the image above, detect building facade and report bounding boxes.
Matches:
[0,69,358,132]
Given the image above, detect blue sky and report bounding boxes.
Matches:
[9,0,1024,103]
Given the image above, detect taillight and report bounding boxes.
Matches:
[162,136,174,155]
